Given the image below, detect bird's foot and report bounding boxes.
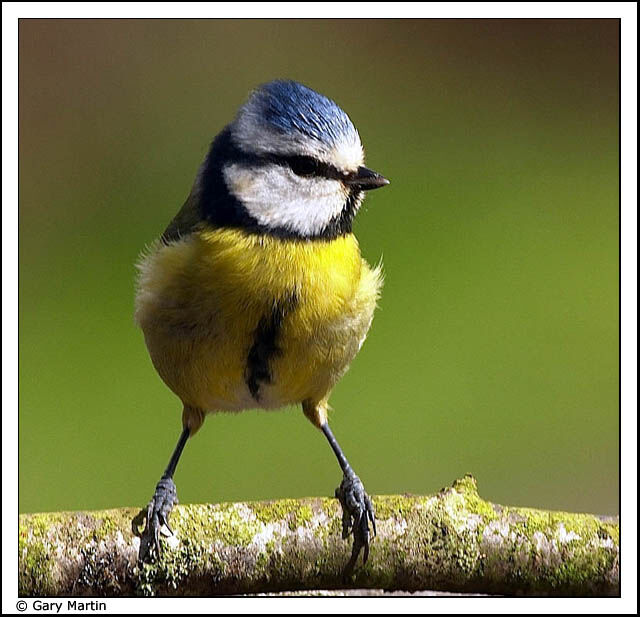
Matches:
[135,476,178,562]
[335,470,376,575]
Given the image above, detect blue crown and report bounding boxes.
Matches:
[248,80,358,147]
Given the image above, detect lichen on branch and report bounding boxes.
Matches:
[18,476,619,597]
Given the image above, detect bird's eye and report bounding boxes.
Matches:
[288,156,319,177]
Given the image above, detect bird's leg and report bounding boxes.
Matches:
[136,427,190,562]
[321,422,376,574]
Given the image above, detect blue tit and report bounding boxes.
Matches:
[135,79,389,570]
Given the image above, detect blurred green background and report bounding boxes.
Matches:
[19,19,619,516]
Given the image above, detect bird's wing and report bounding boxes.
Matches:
[161,190,204,244]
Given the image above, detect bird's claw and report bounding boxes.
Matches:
[137,476,178,562]
[335,470,376,575]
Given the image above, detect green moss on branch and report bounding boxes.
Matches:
[18,476,619,597]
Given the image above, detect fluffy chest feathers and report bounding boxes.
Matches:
[135,228,382,412]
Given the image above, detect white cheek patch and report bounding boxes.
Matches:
[223,163,348,236]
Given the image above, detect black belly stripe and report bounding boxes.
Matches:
[246,292,298,401]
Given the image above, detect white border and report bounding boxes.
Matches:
[0,2,637,19]
[3,3,637,614]
[619,1,638,611]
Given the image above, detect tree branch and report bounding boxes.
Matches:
[18,475,619,597]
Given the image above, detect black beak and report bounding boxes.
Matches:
[343,166,390,191]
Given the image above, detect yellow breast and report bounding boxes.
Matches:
[135,227,382,413]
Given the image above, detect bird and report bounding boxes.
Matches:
[134,79,389,571]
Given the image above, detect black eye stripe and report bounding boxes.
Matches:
[279,155,345,180]
[225,141,350,182]
[286,155,319,177]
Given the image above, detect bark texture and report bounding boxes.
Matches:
[18,476,619,597]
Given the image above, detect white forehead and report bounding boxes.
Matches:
[230,83,365,172]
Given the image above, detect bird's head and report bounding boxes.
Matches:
[197,80,389,240]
